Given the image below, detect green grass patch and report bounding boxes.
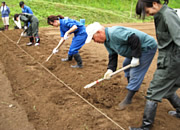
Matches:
[0,0,179,28]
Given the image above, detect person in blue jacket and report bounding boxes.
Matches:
[19,1,33,27]
[19,1,33,14]
[86,22,157,110]
[47,15,87,68]
[1,1,10,30]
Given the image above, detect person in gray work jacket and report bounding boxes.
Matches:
[129,0,180,130]
[14,13,40,46]
[85,22,157,110]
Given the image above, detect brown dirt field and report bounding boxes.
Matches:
[0,22,179,130]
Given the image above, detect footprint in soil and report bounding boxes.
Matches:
[92,96,114,108]
[49,92,75,106]
[46,63,57,70]
[50,95,65,105]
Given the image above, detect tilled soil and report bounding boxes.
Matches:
[0,23,179,130]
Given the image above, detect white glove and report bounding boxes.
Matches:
[104,69,113,79]
[131,57,140,67]
[53,48,59,54]
[24,26,28,30]
[13,18,22,29]
[21,32,24,36]
[64,33,69,40]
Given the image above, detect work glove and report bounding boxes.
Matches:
[21,32,24,36]
[104,69,113,80]
[53,48,59,54]
[64,33,69,40]
[131,57,140,67]
[24,26,28,30]
[21,31,27,37]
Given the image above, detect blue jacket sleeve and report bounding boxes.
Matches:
[60,30,65,37]
[27,7,33,14]
[7,7,10,15]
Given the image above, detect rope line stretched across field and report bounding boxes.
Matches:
[0,31,125,130]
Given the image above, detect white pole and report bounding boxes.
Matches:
[84,64,131,89]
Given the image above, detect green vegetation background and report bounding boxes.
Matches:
[0,0,179,28]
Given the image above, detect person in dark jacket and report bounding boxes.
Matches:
[129,0,180,130]
[47,15,87,68]
[14,13,40,46]
[86,22,157,110]
[1,1,10,30]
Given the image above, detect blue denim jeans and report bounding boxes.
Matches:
[123,46,157,91]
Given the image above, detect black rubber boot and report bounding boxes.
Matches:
[118,90,136,110]
[61,55,73,62]
[5,25,9,30]
[167,93,180,118]
[35,37,40,46]
[30,37,34,43]
[71,53,83,68]
[5,25,7,30]
[129,100,158,130]
[27,37,34,46]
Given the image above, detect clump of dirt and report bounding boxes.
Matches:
[45,61,57,70]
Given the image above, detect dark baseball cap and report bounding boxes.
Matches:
[19,1,24,7]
